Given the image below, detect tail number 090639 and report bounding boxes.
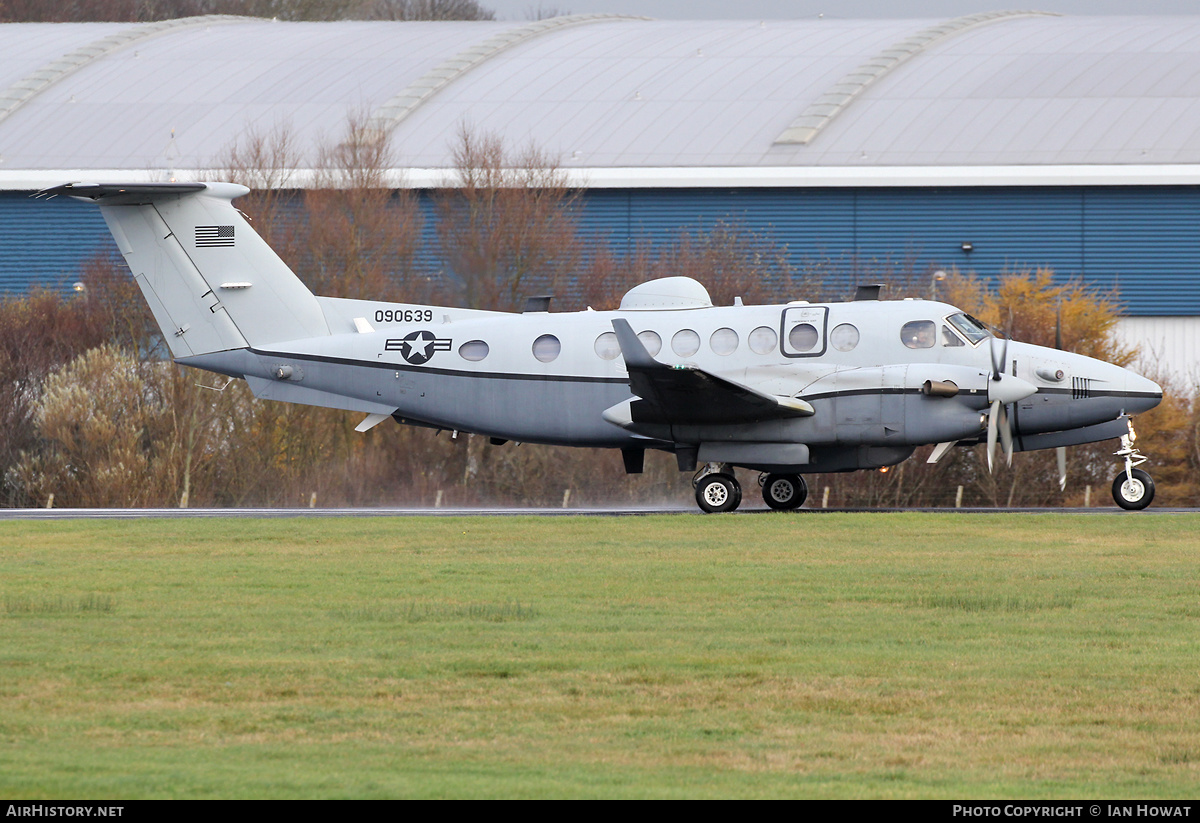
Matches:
[376,309,433,323]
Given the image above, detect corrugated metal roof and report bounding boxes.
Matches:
[5,13,1200,181]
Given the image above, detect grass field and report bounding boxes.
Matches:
[1,512,1198,799]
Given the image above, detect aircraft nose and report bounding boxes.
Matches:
[1123,368,1163,415]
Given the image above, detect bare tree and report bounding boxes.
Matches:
[354,0,494,20]
[212,119,306,250]
[304,114,424,301]
[524,4,567,20]
[0,0,498,23]
[435,125,581,310]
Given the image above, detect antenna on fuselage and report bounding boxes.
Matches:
[853,284,884,301]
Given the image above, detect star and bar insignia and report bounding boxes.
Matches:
[386,330,452,365]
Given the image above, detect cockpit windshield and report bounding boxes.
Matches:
[945,312,991,345]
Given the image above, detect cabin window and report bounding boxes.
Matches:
[532,334,561,363]
[901,320,936,349]
[710,327,738,355]
[594,332,620,360]
[459,340,489,361]
[788,323,819,353]
[672,329,700,357]
[748,326,777,354]
[781,306,828,357]
[830,323,860,352]
[637,330,662,356]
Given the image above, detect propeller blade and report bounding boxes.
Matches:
[986,400,1000,473]
[990,336,1003,378]
[998,403,1014,466]
[1057,447,1067,491]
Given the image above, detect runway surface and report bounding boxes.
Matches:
[1,506,1197,519]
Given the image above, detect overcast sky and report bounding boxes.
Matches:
[486,0,1200,20]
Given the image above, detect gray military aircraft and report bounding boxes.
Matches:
[39,181,1163,512]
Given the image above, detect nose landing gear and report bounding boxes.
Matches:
[1112,419,1155,510]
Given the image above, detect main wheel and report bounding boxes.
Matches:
[762,473,808,510]
[1112,468,1155,510]
[696,473,741,513]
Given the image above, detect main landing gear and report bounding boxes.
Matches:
[694,465,741,513]
[1112,419,1155,510]
[692,464,809,513]
[760,472,808,510]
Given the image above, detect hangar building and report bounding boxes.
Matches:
[1,11,1199,380]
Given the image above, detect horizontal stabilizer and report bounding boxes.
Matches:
[611,318,814,427]
[36,182,207,204]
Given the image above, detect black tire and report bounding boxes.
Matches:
[762,473,808,510]
[696,473,741,514]
[1112,468,1155,510]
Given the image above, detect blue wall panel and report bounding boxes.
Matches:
[4,185,1199,316]
[0,193,116,294]
[1083,187,1200,316]
[854,187,1085,284]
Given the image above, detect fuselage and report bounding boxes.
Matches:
[48,182,1165,504]
[182,292,1163,473]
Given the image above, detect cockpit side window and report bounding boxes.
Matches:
[941,325,965,347]
[901,320,936,349]
[946,312,990,345]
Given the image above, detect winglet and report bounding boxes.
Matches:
[611,318,659,370]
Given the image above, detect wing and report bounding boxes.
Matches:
[611,318,813,426]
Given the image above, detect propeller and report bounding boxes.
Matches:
[986,336,1011,471]
[985,334,1036,472]
[1053,299,1067,491]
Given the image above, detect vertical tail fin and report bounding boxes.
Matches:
[43,182,328,358]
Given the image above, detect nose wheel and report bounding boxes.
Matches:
[1112,419,1155,510]
[1113,468,1154,510]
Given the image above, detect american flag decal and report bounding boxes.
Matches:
[195,225,235,247]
